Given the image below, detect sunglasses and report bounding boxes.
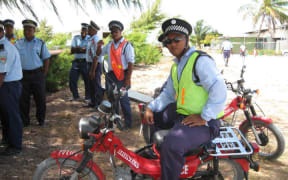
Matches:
[111,30,120,34]
[163,36,185,45]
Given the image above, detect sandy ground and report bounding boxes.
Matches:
[0,53,287,179]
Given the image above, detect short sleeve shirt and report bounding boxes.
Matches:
[15,37,51,70]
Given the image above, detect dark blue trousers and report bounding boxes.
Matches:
[88,63,103,107]
[106,71,132,128]
[69,60,90,99]
[0,81,23,149]
[20,70,46,125]
[160,115,220,180]
[148,103,177,143]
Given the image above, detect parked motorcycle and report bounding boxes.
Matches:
[222,65,285,160]
[33,73,260,180]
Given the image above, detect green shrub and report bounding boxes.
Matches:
[46,50,74,92]
[124,29,162,64]
[254,49,282,56]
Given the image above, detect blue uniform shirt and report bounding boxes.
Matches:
[99,37,135,71]
[86,34,100,63]
[15,37,51,70]
[148,47,227,121]
[0,36,23,82]
[71,34,89,59]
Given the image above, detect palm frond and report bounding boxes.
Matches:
[0,0,142,21]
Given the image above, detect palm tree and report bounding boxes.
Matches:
[191,19,211,48]
[0,0,141,21]
[131,0,165,31]
[239,0,288,38]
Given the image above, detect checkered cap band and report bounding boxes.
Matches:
[23,23,36,27]
[165,25,189,35]
[4,22,14,26]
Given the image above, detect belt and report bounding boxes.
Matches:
[108,69,128,74]
[23,67,43,74]
[75,58,86,63]
[4,80,20,84]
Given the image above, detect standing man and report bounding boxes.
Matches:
[0,20,23,156]
[84,21,103,109]
[97,20,135,130]
[240,43,247,57]
[3,19,18,45]
[144,18,226,179]
[221,36,233,66]
[15,19,51,127]
[69,23,90,101]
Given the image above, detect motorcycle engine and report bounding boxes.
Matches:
[114,167,132,180]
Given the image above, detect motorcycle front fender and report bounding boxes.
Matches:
[50,150,105,180]
[239,116,273,131]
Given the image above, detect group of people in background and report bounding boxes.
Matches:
[69,20,135,129]
[0,19,51,156]
[0,18,135,157]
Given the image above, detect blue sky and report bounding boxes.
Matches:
[0,0,254,36]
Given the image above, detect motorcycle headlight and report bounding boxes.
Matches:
[98,100,112,114]
[79,115,101,139]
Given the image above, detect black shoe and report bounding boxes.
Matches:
[0,147,21,156]
[69,97,81,101]
[0,140,8,147]
[82,103,95,108]
[123,126,132,131]
[39,122,47,127]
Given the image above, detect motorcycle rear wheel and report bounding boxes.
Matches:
[241,120,285,160]
[195,159,244,180]
[33,158,99,180]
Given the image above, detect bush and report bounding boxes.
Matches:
[124,29,162,64]
[256,49,282,56]
[46,50,74,92]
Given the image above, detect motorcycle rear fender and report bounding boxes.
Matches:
[234,159,250,172]
[239,116,273,131]
[50,150,105,180]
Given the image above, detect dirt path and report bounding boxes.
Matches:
[0,54,287,179]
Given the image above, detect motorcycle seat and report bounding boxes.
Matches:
[152,130,203,157]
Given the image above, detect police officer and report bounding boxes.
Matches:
[3,19,18,45]
[0,20,23,156]
[84,20,103,108]
[97,20,135,129]
[69,23,90,101]
[15,19,51,127]
[144,18,227,179]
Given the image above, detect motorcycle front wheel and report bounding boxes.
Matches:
[195,159,244,180]
[33,158,99,180]
[240,120,285,160]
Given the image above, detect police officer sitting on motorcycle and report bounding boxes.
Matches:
[144,18,227,180]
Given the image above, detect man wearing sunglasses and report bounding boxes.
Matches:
[84,20,103,109]
[96,20,134,130]
[144,18,227,180]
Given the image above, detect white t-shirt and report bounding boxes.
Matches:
[240,45,246,52]
[222,40,233,51]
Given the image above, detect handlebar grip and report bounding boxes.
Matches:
[115,118,123,131]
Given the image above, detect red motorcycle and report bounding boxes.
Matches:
[33,76,259,180]
[222,65,285,160]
